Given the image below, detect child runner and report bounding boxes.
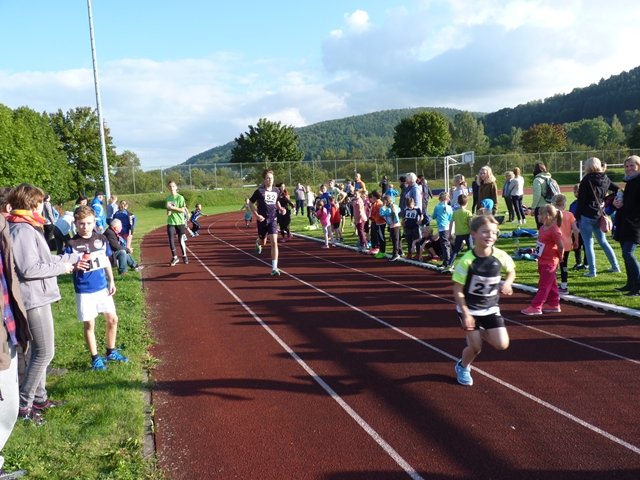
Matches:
[315,199,332,248]
[452,215,515,386]
[553,194,579,295]
[249,169,286,276]
[433,191,454,272]
[380,194,402,261]
[403,197,421,260]
[66,205,128,370]
[190,203,203,236]
[370,191,386,258]
[449,194,473,261]
[521,204,564,315]
[241,198,252,227]
[165,181,189,266]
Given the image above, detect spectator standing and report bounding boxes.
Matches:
[106,194,118,225]
[511,167,526,224]
[53,207,76,254]
[0,211,30,479]
[470,175,480,213]
[433,191,454,271]
[379,175,389,195]
[351,191,368,252]
[530,162,554,228]
[7,184,76,424]
[569,183,588,270]
[417,174,433,215]
[449,174,470,211]
[502,171,516,222]
[112,200,136,251]
[476,166,498,215]
[403,173,424,218]
[379,194,402,261]
[91,191,107,233]
[402,197,421,260]
[553,194,579,295]
[294,183,306,216]
[370,191,386,258]
[305,186,316,226]
[612,155,640,296]
[354,173,367,193]
[42,194,56,247]
[576,157,620,277]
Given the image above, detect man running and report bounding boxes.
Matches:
[249,169,286,276]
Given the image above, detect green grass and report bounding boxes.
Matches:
[7,188,634,478]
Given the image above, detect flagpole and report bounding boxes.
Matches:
[87,0,111,199]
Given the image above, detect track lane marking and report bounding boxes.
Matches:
[187,246,425,480]
[189,220,640,457]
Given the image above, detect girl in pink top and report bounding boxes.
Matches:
[553,194,579,295]
[315,199,332,248]
[521,204,565,315]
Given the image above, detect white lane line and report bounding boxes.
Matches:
[191,230,640,457]
[285,242,640,366]
[188,247,424,480]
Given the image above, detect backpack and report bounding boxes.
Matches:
[543,177,561,203]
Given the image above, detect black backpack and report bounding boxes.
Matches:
[543,177,561,203]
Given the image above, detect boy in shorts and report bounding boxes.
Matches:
[67,206,128,371]
[451,214,515,386]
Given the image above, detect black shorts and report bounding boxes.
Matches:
[257,220,278,239]
[457,312,505,330]
[332,222,340,230]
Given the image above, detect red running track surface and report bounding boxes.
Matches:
[142,212,640,480]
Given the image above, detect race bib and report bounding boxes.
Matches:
[405,210,417,219]
[264,191,278,205]
[534,241,545,258]
[468,274,501,297]
[85,251,110,272]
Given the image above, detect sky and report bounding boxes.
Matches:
[1,1,640,170]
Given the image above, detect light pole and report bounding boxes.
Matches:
[87,0,111,199]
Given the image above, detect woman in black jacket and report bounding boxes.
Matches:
[612,155,640,296]
[576,157,621,277]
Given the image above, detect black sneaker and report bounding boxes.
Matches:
[18,407,46,426]
[614,285,631,292]
[183,256,189,264]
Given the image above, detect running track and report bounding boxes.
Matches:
[142,212,640,480]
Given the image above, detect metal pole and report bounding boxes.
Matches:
[86,0,110,199]
[132,165,136,194]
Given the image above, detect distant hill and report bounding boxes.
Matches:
[185,107,467,165]
[185,65,640,165]
[483,65,640,137]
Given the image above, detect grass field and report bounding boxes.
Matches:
[4,186,636,479]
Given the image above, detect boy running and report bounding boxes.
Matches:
[249,169,286,276]
[66,206,128,371]
[452,215,515,386]
[165,181,189,265]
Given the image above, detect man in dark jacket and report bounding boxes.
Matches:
[0,213,30,478]
[104,219,142,275]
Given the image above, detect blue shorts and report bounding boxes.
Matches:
[257,219,278,239]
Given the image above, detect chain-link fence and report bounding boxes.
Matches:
[111,149,639,195]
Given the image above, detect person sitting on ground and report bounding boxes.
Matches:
[104,218,142,275]
[416,225,442,262]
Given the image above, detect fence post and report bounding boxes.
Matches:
[214,163,218,188]
[132,165,136,195]
[189,165,192,189]
[160,169,164,193]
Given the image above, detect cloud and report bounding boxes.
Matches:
[2,0,640,169]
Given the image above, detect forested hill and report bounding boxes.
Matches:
[185,65,640,165]
[483,65,640,137]
[185,107,466,164]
